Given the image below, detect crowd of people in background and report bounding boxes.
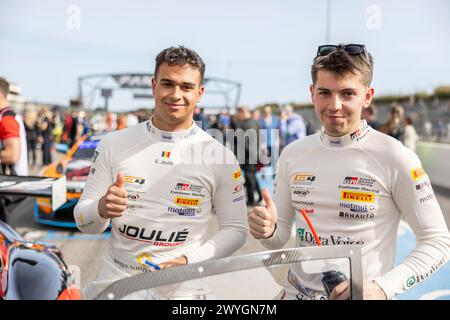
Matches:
[194,104,310,205]
[18,108,145,170]
[363,103,420,151]
[2,74,450,206]
[7,101,310,206]
[4,100,447,206]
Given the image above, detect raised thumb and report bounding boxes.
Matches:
[115,172,124,188]
[262,188,273,209]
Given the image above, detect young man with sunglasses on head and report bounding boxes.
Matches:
[249,44,450,300]
[75,46,248,299]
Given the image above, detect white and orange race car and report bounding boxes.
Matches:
[34,133,105,227]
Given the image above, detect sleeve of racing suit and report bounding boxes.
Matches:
[374,148,450,299]
[74,138,113,234]
[184,149,248,263]
[260,149,296,249]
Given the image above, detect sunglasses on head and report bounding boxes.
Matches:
[316,44,369,61]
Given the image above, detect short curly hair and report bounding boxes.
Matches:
[311,47,374,86]
[154,46,205,84]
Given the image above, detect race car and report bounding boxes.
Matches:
[0,219,80,299]
[34,133,106,227]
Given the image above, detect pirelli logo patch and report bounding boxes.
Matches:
[174,197,200,206]
[340,190,375,203]
[233,170,242,180]
[410,167,426,181]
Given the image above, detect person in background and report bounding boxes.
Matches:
[193,107,209,131]
[378,104,404,141]
[260,105,280,162]
[234,107,263,206]
[62,111,72,144]
[280,104,307,147]
[126,111,139,128]
[403,116,419,152]
[0,77,28,222]
[116,113,127,130]
[105,112,114,132]
[69,110,79,147]
[251,109,261,123]
[51,111,63,143]
[38,107,54,166]
[23,111,39,169]
[423,121,432,140]
[0,77,27,176]
[279,108,288,151]
[216,111,231,146]
[219,111,230,131]
[80,111,90,136]
[361,104,379,129]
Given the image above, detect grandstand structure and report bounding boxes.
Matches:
[77,73,241,112]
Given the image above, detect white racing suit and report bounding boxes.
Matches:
[74,119,248,299]
[262,120,450,300]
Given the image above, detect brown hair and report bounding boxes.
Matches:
[311,47,374,86]
[0,77,10,97]
[405,116,413,126]
[154,46,205,84]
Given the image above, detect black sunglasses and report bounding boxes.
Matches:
[316,44,369,61]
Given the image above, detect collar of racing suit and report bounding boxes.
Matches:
[319,120,371,148]
[146,117,199,142]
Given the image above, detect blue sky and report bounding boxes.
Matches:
[1,0,449,112]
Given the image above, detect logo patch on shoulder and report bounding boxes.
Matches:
[410,167,426,181]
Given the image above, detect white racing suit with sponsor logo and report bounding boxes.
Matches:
[74,119,248,299]
[262,120,450,300]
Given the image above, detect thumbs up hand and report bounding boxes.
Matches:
[98,172,128,219]
[248,188,278,239]
[114,172,125,188]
